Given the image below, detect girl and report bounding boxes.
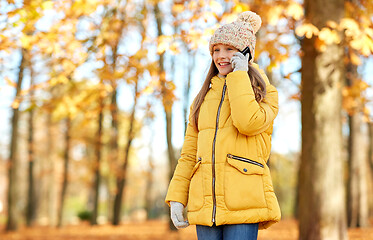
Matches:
[165,11,281,240]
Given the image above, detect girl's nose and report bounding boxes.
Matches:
[217,51,227,59]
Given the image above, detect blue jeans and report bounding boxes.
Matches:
[196,223,259,240]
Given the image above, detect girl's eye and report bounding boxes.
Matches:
[227,48,233,51]
[214,49,219,52]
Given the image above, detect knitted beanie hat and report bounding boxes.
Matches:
[209,11,262,62]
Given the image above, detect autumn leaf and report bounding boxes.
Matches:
[285,2,303,21]
[326,21,338,29]
[232,3,250,13]
[157,35,172,54]
[340,18,360,37]
[11,100,20,109]
[142,85,154,95]
[172,4,184,14]
[350,52,362,65]
[20,34,33,49]
[289,93,301,101]
[295,23,319,38]
[169,42,181,54]
[5,77,17,88]
[350,35,373,56]
[42,1,54,10]
[318,28,341,45]
[267,6,284,25]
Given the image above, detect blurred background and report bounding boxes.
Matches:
[0,0,372,239]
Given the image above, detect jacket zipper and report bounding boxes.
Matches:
[227,154,264,168]
[211,81,227,223]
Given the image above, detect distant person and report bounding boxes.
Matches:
[165,11,281,240]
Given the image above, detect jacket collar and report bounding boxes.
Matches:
[211,74,226,90]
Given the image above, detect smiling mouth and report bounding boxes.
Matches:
[219,62,230,66]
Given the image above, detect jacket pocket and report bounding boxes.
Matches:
[224,154,266,211]
[226,154,264,173]
[188,157,204,212]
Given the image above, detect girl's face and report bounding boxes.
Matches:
[212,44,239,76]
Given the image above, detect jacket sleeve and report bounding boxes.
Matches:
[165,106,198,207]
[226,67,279,136]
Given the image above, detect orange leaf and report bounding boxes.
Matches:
[319,28,341,45]
[350,52,362,65]
[295,23,319,38]
[285,2,303,21]
[172,4,184,14]
[232,3,249,13]
[268,6,284,25]
[5,77,17,88]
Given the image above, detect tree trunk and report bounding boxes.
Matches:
[183,51,195,135]
[144,119,155,219]
[57,117,71,227]
[347,113,369,227]
[153,2,178,231]
[109,11,125,224]
[113,81,139,225]
[91,95,104,225]
[144,149,154,219]
[368,123,373,218]
[6,48,26,231]
[46,113,56,226]
[26,58,36,227]
[298,0,347,238]
[346,59,370,228]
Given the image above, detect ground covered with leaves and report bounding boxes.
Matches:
[1,219,372,239]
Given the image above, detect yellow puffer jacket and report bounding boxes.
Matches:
[165,64,281,229]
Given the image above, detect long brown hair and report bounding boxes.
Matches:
[190,61,267,131]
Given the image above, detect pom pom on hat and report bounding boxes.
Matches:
[209,11,262,62]
[237,11,262,34]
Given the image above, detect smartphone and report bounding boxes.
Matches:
[240,46,252,62]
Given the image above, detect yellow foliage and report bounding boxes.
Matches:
[157,35,172,54]
[11,99,20,109]
[363,107,370,116]
[350,35,373,56]
[295,23,319,39]
[318,28,341,45]
[326,21,338,29]
[157,41,168,54]
[142,85,155,95]
[172,4,184,14]
[62,59,77,74]
[350,52,362,66]
[134,49,148,59]
[340,18,360,37]
[285,2,303,21]
[41,1,54,10]
[5,77,17,88]
[366,28,373,39]
[187,1,198,11]
[232,3,249,13]
[169,42,181,54]
[268,6,284,25]
[342,79,370,115]
[50,75,69,86]
[20,34,32,49]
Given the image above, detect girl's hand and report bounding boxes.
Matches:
[230,52,249,72]
[170,201,189,229]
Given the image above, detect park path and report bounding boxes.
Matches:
[0,219,372,239]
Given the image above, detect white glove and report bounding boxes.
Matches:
[230,52,249,72]
[170,201,189,229]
